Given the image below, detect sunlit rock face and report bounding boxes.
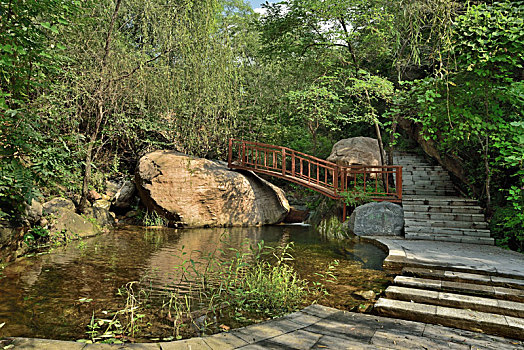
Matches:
[135,150,289,227]
[327,137,384,167]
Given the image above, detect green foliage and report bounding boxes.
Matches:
[23,226,50,246]
[0,0,80,218]
[140,210,167,227]
[340,190,373,208]
[386,1,524,250]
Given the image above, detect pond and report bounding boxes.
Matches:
[0,224,391,342]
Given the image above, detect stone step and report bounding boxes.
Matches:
[404,226,492,237]
[394,276,524,302]
[402,267,524,291]
[402,204,483,214]
[402,176,451,182]
[403,189,457,196]
[402,165,445,170]
[404,219,488,230]
[404,212,485,222]
[402,170,448,176]
[402,181,455,191]
[402,180,453,186]
[404,233,494,245]
[402,196,479,206]
[385,286,524,318]
[374,298,524,340]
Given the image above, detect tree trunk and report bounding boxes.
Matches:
[78,103,105,213]
[77,0,122,212]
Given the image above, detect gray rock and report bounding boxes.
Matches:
[113,181,136,209]
[93,199,111,210]
[49,208,101,239]
[43,198,75,215]
[354,290,377,301]
[23,199,43,224]
[327,137,385,167]
[105,179,122,198]
[84,202,115,227]
[347,202,404,236]
[0,220,16,247]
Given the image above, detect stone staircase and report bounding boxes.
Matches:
[375,266,524,340]
[394,153,494,245]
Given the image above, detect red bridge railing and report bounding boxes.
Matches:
[228,139,402,208]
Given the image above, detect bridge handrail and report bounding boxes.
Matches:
[227,139,402,203]
[229,138,338,169]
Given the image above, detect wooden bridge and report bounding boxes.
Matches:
[228,139,402,219]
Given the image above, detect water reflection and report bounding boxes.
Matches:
[0,224,388,340]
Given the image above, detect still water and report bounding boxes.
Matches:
[0,224,390,340]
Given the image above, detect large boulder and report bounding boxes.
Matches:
[327,137,385,167]
[135,150,290,227]
[346,202,404,236]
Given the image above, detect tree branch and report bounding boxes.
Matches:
[112,49,172,83]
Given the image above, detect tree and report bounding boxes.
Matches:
[0,0,79,218]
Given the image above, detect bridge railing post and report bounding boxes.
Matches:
[241,142,246,167]
[291,151,295,177]
[282,148,286,176]
[228,139,233,168]
[396,166,402,200]
[334,167,339,195]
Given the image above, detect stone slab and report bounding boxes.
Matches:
[394,275,442,289]
[311,335,376,349]
[375,298,437,320]
[280,311,322,327]
[422,324,524,349]
[498,299,524,318]
[375,238,524,279]
[491,276,524,290]
[202,333,248,349]
[161,338,212,349]
[8,338,86,350]
[371,330,470,350]
[85,344,161,350]
[494,286,524,302]
[256,329,322,349]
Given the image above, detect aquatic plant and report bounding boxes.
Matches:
[84,236,310,343]
[317,216,348,240]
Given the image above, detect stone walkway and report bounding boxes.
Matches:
[373,237,524,278]
[5,304,524,349]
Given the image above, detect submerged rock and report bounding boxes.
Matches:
[135,150,290,227]
[347,202,404,236]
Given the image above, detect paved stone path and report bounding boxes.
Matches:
[373,238,524,278]
[368,237,524,340]
[5,304,524,349]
